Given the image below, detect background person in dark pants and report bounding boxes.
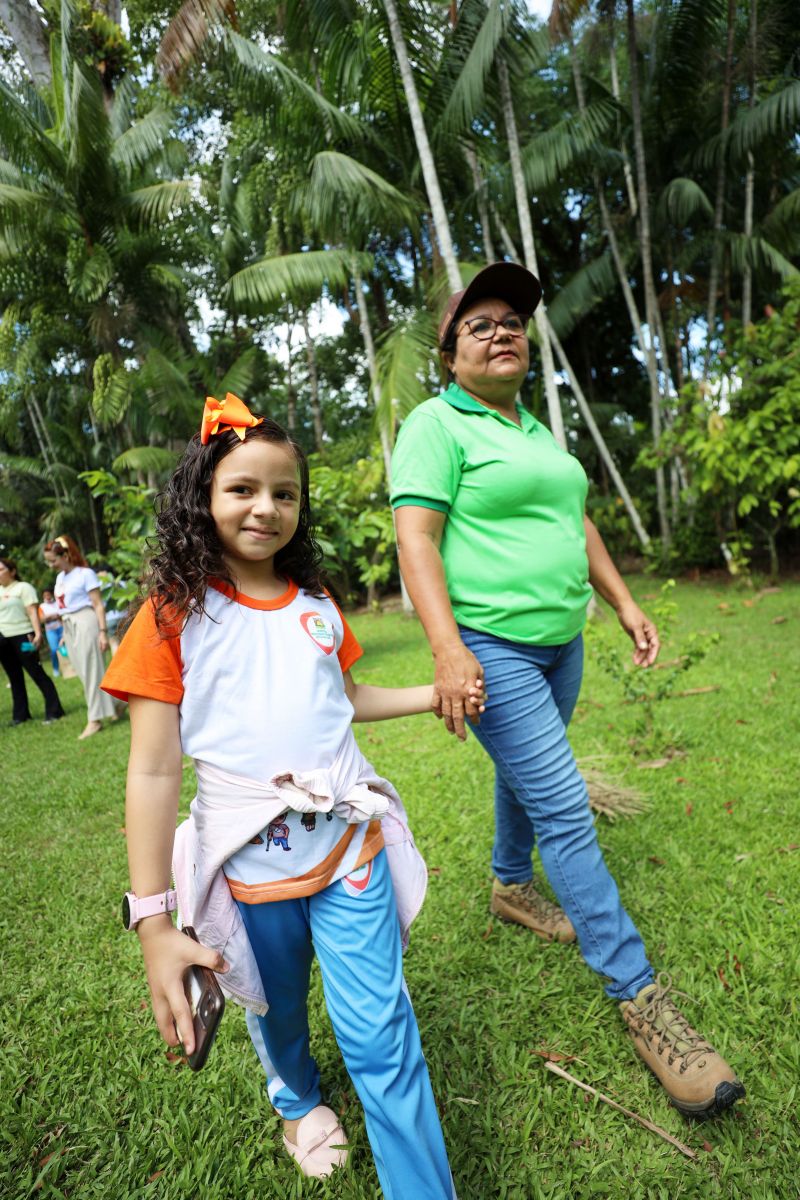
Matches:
[0,558,65,726]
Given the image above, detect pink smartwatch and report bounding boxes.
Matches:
[122,889,177,931]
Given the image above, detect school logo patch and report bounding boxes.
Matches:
[341,860,373,897]
[300,611,336,655]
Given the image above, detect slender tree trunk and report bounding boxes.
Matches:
[742,1,757,327]
[382,0,461,292]
[495,214,650,548]
[705,0,737,368]
[285,313,296,434]
[0,0,51,89]
[625,0,670,545]
[463,142,496,262]
[300,308,324,451]
[498,55,566,449]
[607,21,638,219]
[353,261,413,614]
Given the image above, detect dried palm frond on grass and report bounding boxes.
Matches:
[581,763,649,821]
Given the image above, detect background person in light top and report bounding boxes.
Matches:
[0,558,65,726]
[390,261,744,1121]
[39,588,64,676]
[101,403,480,1196]
[43,535,117,740]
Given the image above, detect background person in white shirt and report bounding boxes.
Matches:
[43,535,117,739]
[0,558,65,726]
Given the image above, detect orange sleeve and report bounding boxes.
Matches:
[101,598,184,704]
[325,590,363,674]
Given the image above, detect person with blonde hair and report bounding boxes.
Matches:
[43,535,117,739]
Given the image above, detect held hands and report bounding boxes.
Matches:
[615,599,660,668]
[137,917,228,1055]
[432,640,487,741]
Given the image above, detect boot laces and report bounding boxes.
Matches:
[632,972,713,1070]
[515,880,565,924]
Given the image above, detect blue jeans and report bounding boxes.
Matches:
[45,627,62,673]
[460,627,653,1001]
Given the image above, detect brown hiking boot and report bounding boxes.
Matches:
[490,878,576,943]
[620,973,745,1119]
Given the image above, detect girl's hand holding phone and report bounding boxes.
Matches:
[137,917,228,1053]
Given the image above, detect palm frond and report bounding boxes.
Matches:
[70,244,114,301]
[0,79,62,179]
[226,249,373,312]
[656,177,713,227]
[694,80,800,169]
[112,445,179,474]
[375,309,439,440]
[438,0,511,134]
[126,180,195,223]
[111,108,176,174]
[727,232,799,280]
[306,151,418,238]
[215,347,261,398]
[223,30,365,143]
[521,98,618,193]
[0,182,49,215]
[158,0,237,90]
[547,251,617,339]
[761,187,800,247]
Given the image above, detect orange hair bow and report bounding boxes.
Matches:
[201,392,263,445]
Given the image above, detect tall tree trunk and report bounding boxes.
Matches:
[300,308,324,451]
[741,0,757,327]
[382,0,461,292]
[705,0,737,368]
[353,261,413,613]
[625,0,670,546]
[285,313,297,434]
[0,0,51,89]
[498,55,566,449]
[463,142,496,262]
[495,213,650,548]
[607,18,638,219]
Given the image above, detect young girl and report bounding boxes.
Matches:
[43,534,117,739]
[102,394,480,1198]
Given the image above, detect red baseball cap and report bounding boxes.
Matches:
[438,262,542,349]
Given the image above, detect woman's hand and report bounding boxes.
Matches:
[98,630,110,653]
[137,917,228,1054]
[432,640,485,740]
[31,631,43,650]
[615,599,660,667]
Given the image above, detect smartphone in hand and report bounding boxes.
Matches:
[181,926,225,1071]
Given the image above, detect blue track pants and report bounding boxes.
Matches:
[239,850,455,1199]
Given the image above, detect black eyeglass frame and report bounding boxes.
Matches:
[455,312,532,342]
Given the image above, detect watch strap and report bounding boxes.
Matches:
[125,888,177,929]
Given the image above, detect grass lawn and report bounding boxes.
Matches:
[2,577,798,1199]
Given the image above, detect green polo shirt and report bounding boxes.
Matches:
[390,382,592,645]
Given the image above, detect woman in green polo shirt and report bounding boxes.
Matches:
[390,262,743,1121]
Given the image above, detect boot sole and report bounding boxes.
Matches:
[489,898,576,943]
[670,1078,746,1121]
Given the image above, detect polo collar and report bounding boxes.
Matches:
[441,382,536,431]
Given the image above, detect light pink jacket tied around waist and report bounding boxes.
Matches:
[172,743,428,1015]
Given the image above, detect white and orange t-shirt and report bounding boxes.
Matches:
[102,579,384,901]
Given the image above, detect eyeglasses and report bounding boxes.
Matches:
[457,314,530,341]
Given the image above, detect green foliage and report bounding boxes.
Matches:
[309,452,396,604]
[80,468,155,607]
[663,279,800,575]
[590,579,720,753]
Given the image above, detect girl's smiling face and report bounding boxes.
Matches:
[209,438,302,588]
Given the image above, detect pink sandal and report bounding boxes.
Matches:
[282,1105,348,1178]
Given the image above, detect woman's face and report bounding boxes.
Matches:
[446,296,530,397]
[0,561,13,585]
[46,548,68,571]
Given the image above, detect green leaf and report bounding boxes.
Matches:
[112,446,179,474]
[656,177,713,227]
[126,180,195,223]
[226,249,373,312]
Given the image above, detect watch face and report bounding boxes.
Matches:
[122,894,132,929]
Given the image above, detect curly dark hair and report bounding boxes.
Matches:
[141,417,325,634]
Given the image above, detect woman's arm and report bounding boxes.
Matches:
[87,586,110,653]
[394,506,484,740]
[584,516,660,667]
[126,696,227,1053]
[25,602,43,649]
[343,672,485,724]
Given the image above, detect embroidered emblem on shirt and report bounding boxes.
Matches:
[300,611,336,655]
[341,860,373,897]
